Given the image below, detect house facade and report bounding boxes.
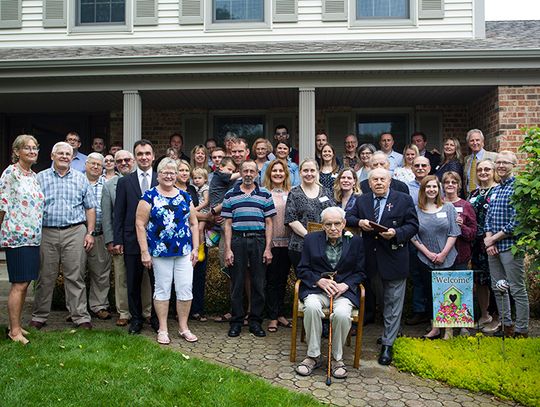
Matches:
[0,0,539,170]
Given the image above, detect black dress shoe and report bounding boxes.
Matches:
[228,324,242,337]
[378,345,393,366]
[128,322,143,335]
[249,324,266,337]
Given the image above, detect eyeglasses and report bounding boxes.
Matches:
[21,146,40,152]
[116,158,131,164]
[444,180,458,185]
[495,161,515,166]
[104,159,115,163]
[477,167,493,173]
[414,164,429,168]
[160,172,177,178]
[87,162,103,167]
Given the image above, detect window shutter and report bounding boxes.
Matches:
[322,0,346,22]
[0,0,21,29]
[43,0,66,28]
[419,0,444,19]
[134,0,158,25]
[182,114,207,151]
[179,0,202,24]
[273,0,297,22]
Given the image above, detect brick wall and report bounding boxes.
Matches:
[468,88,499,152]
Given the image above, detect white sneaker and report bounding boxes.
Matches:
[478,315,493,327]
[460,328,470,336]
[481,320,501,334]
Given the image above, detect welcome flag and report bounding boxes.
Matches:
[432,270,474,328]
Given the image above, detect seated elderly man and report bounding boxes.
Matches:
[295,206,365,379]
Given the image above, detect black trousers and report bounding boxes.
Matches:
[124,254,156,324]
[230,234,266,326]
[265,247,291,320]
[190,246,208,316]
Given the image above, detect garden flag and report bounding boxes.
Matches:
[432,270,474,328]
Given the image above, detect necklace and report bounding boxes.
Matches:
[17,163,32,176]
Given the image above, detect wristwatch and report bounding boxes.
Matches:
[87,231,97,237]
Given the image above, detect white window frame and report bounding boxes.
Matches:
[350,0,417,27]
[69,0,132,32]
[204,0,271,30]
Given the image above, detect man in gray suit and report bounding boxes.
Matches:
[464,129,497,194]
[101,150,152,327]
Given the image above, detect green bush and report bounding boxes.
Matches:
[394,335,540,406]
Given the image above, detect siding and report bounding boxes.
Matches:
[1,0,474,47]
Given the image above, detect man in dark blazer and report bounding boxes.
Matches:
[113,139,158,334]
[360,151,409,195]
[346,168,418,365]
[295,207,365,379]
[411,131,440,175]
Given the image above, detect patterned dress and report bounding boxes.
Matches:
[141,187,193,257]
[0,164,44,248]
[467,186,496,285]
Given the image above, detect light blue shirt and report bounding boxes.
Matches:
[387,150,403,174]
[408,179,421,206]
[71,151,88,173]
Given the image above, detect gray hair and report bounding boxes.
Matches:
[157,157,179,174]
[496,150,518,165]
[114,150,134,160]
[370,151,390,166]
[52,141,73,156]
[466,129,484,142]
[368,167,391,180]
[320,206,346,222]
[87,152,104,163]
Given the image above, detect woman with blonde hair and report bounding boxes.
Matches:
[263,159,293,332]
[251,138,271,179]
[0,135,45,344]
[190,144,210,173]
[435,137,463,183]
[393,144,419,184]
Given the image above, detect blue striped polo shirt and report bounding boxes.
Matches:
[221,182,276,231]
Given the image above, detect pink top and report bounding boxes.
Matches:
[271,189,291,248]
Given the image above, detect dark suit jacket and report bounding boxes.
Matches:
[360,178,409,195]
[296,231,365,307]
[113,170,158,255]
[424,150,441,175]
[345,190,418,281]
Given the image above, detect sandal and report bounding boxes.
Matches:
[214,313,231,323]
[190,314,208,322]
[295,356,321,376]
[179,330,198,343]
[8,332,29,345]
[277,319,292,328]
[156,330,170,345]
[331,360,348,379]
[267,321,278,333]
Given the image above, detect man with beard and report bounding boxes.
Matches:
[222,160,275,338]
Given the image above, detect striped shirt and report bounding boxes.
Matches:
[484,176,518,252]
[221,183,275,231]
[90,175,105,232]
[37,167,97,228]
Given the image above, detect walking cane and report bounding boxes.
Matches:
[324,272,337,386]
[495,279,509,358]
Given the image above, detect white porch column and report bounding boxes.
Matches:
[123,90,142,150]
[298,87,315,161]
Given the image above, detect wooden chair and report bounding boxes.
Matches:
[289,222,365,369]
[290,280,365,368]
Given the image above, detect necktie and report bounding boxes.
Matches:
[141,172,149,193]
[374,197,383,222]
[469,155,477,193]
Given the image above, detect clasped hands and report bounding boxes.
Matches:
[317,277,348,298]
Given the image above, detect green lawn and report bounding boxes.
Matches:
[394,335,540,407]
[0,328,321,407]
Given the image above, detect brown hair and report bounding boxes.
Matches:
[320,143,340,174]
[442,171,462,190]
[262,159,291,192]
[418,175,443,210]
[333,168,360,203]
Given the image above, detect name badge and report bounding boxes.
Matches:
[319,196,329,203]
[455,207,464,213]
[436,212,448,219]
[282,194,288,202]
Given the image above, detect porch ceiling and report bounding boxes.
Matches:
[0,86,495,113]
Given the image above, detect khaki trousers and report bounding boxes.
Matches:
[86,234,111,312]
[33,225,91,324]
[303,293,353,361]
[113,254,152,319]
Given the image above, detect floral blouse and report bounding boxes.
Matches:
[0,164,45,248]
[142,187,193,257]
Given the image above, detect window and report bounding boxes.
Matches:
[356,113,409,152]
[357,0,409,19]
[77,0,125,24]
[213,115,265,148]
[214,0,264,22]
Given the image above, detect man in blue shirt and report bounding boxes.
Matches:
[65,131,88,173]
[31,142,97,330]
[379,133,403,174]
[222,160,275,338]
[484,150,529,338]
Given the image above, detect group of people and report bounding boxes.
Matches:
[0,127,529,381]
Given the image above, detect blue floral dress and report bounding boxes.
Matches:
[141,187,193,257]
